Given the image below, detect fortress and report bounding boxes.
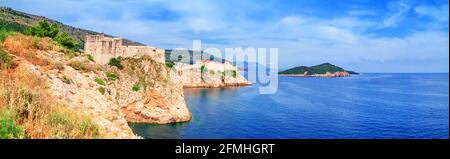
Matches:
[84,35,165,64]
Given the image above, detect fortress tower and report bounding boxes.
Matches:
[84,35,165,64]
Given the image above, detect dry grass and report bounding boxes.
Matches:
[68,59,101,73]
[0,66,101,139]
[1,33,66,68]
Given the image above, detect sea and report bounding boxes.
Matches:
[130,73,449,139]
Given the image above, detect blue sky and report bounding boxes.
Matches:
[2,0,449,72]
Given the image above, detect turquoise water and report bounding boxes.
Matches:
[130,73,449,139]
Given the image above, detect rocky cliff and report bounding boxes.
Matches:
[0,34,191,138]
[174,60,251,88]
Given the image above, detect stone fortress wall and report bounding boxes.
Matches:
[84,35,165,64]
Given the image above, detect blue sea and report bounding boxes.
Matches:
[130,73,449,139]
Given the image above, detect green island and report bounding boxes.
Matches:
[279,63,359,77]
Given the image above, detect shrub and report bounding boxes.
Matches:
[25,20,78,51]
[54,32,79,50]
[200,65,207,73]
[224,70,238,78]
[0,109,25,139]
[94,77,105,86]
[165,61,174,69]
[108,57,123,69]
[97,87,105,95]
[52,62,65,71]
[0,47,14,69]
[61,75,72,84]
[86,54,95,62]
[26,20,58,38]
[69,61,87,71]
[0,28,16,42]
[132,83,140,92]
[105,72,119,81]
[26,20,59,38]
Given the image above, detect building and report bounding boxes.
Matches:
[84,35,165,64]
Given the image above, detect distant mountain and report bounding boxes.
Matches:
[0,7,143,47]
[279,63,358,75]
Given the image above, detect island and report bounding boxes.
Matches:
[279,63,359,77]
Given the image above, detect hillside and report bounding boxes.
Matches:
[1,7,227,66]
[165,49,226,65]
[0,7,143,47]
[0,12,192,138]
[279,63,358,77]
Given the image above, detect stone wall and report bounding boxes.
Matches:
[84,35,165,64]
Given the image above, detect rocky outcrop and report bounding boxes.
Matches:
[175,60,251,88]
[107,56,191,124]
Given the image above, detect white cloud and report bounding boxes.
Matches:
[348,10,376,16]
[378,0,412,28]
[280,16,307,25]
[2,0,448,72]
[414,4,449,22]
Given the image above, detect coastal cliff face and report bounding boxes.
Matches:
[0,34,191,138]
[174,60,251,88]
[109,57,191,124]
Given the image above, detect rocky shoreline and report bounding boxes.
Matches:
[279,71,351,77]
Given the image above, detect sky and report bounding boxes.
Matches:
[1,0,449,72]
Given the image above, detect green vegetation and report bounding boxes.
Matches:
[0,109,25,139]
[279,63,356,75]
[25,20,79,51]
[26,20,59,38]
[105,72,119,81]
[222,70,237,78]
[69,61,87,71]
[132,83,140,92]
[86,54,95,62]
[94,77,106,86]
[54,32,79,50]
[165,60,175,69]
[0,28,18,42]
[108,57,123,69]
[1,7,142,49]
[200,65,208,73]
[0,47,14,69]
[47,111,100,139]
[0,19,27,36]
[0,68,101,138]
[97,87,106,95]
[61,75,72,84]
[224,70,238,78]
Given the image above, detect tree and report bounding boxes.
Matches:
[27,20,59,38]
[26,20,79,51]
[108,57,123,69]
[54,32,79,50]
